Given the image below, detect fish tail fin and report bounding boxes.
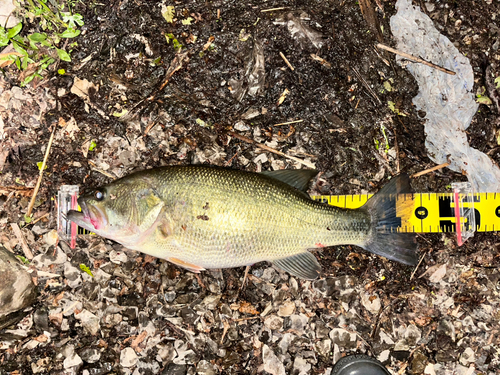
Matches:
[361,174,418,266]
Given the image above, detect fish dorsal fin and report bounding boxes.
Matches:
[271,252,321,280]
[261,169,318,193]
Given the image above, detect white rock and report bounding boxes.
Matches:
[64,263,83,289]
[42,230,58,246]
[63,353,83,369]
[264,315,283,331]
[75,310,100,336]
[262,344,285,375]
[424,363,436,375]
[278,301,295,317]
[459,347,475,365]
[289,314,308,334]
[293,356,311,375]
[234,121,250,131]
[378,349,390,362]
[120,347,138,368]
[329,328,357,349]
[361,292,381,314]
[109,250,128,264]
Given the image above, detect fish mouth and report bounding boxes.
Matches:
[67,201,108,232]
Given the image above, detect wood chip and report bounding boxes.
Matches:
[10,223,34,260]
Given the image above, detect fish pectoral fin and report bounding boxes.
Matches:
[167,257,206,273]
[271,252,321,280]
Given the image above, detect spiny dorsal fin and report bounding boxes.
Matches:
[271,251,322,280]
[261,169,318,193]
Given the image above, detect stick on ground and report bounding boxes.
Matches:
[27,126,56,217]
[411,162,451,178]
[10,223,34,260]
[229,131,315,169]
[377,43,456,75]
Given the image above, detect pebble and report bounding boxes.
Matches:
[75,310,100,336]
[293,356,311,375]
[460,347,475,365]
[329,328,357,349]
[278,301,295,317]
[121,347,138,368]
[361,292,381,314]
[264,315,283,331]
[63,353,83,370]
[262,344,285,375]
[234,121,250,131]
[289,314,308,334]
[109,249,128,264]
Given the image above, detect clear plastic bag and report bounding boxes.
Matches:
[390,0,500,192]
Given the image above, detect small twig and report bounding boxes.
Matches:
[233,316,261,322]
[410,251,427,281]
[10,223,34,260]
[310,54,332,68]
[261,7,286,12]
[351,67,382,105]
[229,131,315,169]
[220,320,230,344]
[279,52,294,71]
[411,162,451,178]
[30,213,50,226]
[225,152,239,166]
[88,161,117,180]
[273,119,303,127]
[27,126,56,217]
[392,126,400,174]
[376,43,456,75]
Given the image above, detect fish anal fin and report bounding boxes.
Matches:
[261,169,318,193]
[168,257,206,273]
[271,252,321,280]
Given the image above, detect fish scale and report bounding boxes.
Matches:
[68,165,418,279]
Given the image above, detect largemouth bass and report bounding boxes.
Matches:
[68,165,417,279]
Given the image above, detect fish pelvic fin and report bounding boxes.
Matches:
[361,174,418,266]
[272,251,321,280]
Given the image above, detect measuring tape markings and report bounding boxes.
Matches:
[312,193,500,233]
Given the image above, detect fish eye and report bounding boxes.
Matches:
[94,190,105,201]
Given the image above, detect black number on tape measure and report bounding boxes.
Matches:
[496,206,500,218]
[415,207,428,219]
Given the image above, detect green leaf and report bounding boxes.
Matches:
[28,33,47,42]
[60,28,80,38]
[12,41,28,56]
[56,48,71,62]
[24,214,32,224]
[495,76,500,89]
[7,23,22,39]
[37,161,47,170]
[182,17,194,25]
[162,5,175,23]
[88,140,97,151]
[16,255,30,265]
[79,264,94,277]
[58,68,65,75]
[61,12,84,28]
[112,109,128,117]
[476,96,492,105]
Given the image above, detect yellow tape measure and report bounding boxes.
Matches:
[312,192,500,233]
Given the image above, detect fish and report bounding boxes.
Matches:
[67,165,418,280]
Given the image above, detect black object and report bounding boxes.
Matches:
[332,354,391,375]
